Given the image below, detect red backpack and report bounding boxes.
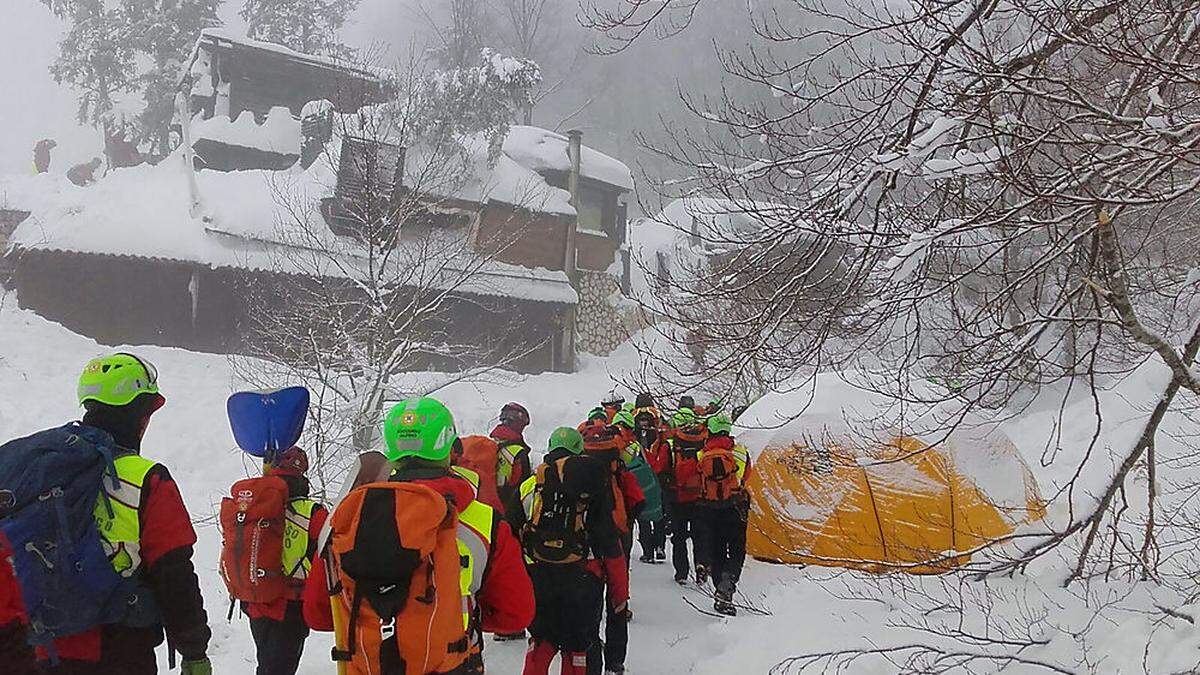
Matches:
[670,426,708,500]
[219,475,289,603]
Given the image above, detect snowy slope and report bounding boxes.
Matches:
[2,302,1200,673]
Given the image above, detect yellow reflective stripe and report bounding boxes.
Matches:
[282,499,316,579]
[451,465,481,491]
[496,443,522,484]
[95,454,156,576]
[733,445,750,483]
[518,475,537,518]
[455,500,493,638]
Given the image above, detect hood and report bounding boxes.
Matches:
[490,425,525,445]
[407,473,478,512]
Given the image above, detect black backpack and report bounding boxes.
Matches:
[522,457,594,564]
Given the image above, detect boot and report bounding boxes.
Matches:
[560,650,589,675]
[694,564,709,586]
[638,550,654,564]
[523,639,557,675]
[654,547,667,563]
[714,577,737,616]
[604,666,625,675]
[674,571,688,585]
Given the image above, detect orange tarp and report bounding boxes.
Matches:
[747,434,1044,574]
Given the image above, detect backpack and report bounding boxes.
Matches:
[457,435,502,511]
[219,475,289,603]
[670,427,707,499]
[523,458,593,564]
[626,453,663,522]
[330,482,468,675]
[0,424,155,654]
[699,446,741,503]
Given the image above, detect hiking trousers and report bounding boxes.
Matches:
[0,619,36,674]
[670,501,700,579]
[636,517,666,556]
[528,563,604,653]
[249,601,309,675]
[698,501,749,590]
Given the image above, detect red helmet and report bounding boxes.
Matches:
[269,446,309,477]
[499,402,530,432]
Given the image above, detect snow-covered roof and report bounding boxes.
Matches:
[503,126,634,192]
[3,154,577,306]
[191,107,301,156]
[400,134,575,217]
[194,29,387,82]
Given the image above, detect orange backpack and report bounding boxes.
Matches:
[456,435,503,511]
[329,482,469,675]
[699,447,741,502]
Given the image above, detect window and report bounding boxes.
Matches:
[576,184,608,235]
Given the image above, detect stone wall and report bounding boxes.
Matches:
[574,269,642,356]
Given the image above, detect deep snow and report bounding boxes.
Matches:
[2,299,1200,673]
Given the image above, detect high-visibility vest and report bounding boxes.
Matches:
[449,465,494,649]
[282,499,318,589]
[93,454,157,576]
[496,442,525,486]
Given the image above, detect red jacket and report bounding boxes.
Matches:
[0,534,26,627]
[303,473,534,636]
[11,465,210,662]
[243,503,328,622]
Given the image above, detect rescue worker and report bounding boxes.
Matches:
[519,429,629,675]
[33,138,56,174]
[581,415,644,675]
[491,402,533,507]
[600,392,625,424]
[612,411,665,566]
[693,415,752,616]
[303,397,534,673]
[489,402,534,642]
[663,407,708,585]
[631,396,670,563]
[9,353,213,673]
[243,447,327,675]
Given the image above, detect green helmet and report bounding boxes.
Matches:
[588,406,608,421]
[621,402,634,413]
[548,426,584,455]
[383,397,458,463]
[707,413,733,436]
[613,410,635,429]
[671,407,697,428]
[78,353,160,407]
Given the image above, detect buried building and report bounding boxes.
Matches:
[1,32,634,373]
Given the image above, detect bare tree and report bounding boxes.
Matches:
[231,57,549,488]
[592,0,1200,656]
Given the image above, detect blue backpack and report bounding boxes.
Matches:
[0,423,156,655]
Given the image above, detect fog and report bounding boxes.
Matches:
[0,0,764,204]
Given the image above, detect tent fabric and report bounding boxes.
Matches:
[745,428,1045,574]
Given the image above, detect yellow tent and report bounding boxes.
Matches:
[744,415,1046,571]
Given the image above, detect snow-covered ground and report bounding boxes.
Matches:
[2,298,1200,673]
